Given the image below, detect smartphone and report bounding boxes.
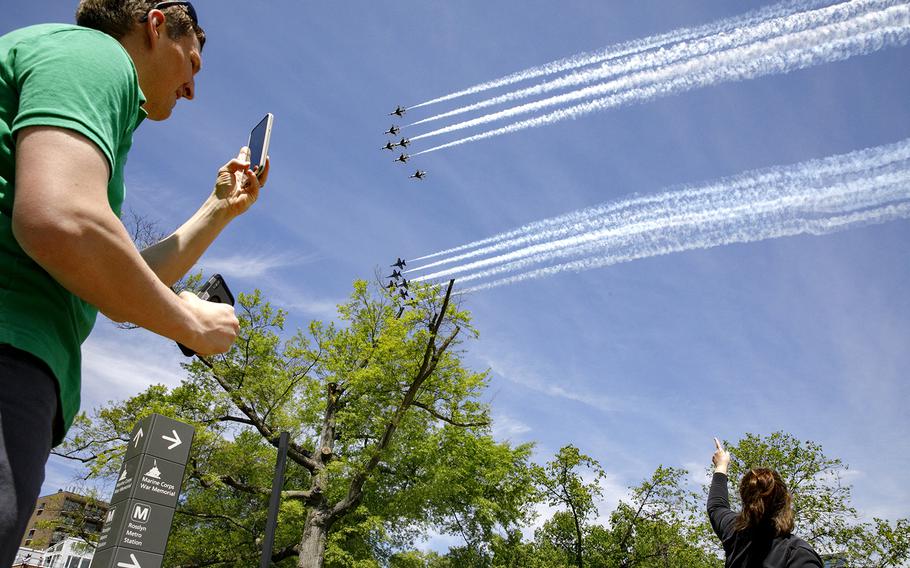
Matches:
[247,113,274,179]
[177,274,236,357]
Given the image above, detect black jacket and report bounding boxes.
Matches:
[707,472,823,568]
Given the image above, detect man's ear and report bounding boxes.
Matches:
[144,9,166,46]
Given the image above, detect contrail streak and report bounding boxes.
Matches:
[406,0,832,111]
[464,201,910,293]
[409,139,910,291]
[412,4,910,154]
[410,0,896,127]
[407,139,910,273]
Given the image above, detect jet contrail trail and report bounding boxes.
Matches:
[463,201,910,293]
[411,4,910,154]
[424,173,910,282]
[408,135,910,265]
[406,0,833,111]
[407,139,910,273]
[408,139,910,291]
[409,0,897,128]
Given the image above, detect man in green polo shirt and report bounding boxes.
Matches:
[0,2,269,557]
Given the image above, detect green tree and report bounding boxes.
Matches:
[534,445,606,568]
[603,466,719,568]
[57,280,537,568]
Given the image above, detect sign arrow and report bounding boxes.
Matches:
[132,428,144,448]
[161,429,182,450]
[117,553,142,568]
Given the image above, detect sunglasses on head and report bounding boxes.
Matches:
[139,1,198,27]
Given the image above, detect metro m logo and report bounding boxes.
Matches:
[132,503,150,523]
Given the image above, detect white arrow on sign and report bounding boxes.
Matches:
[161,429,182,450]
[117,553,142,568]
[132,428,144,448]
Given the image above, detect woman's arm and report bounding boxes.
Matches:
[707,438,737,539]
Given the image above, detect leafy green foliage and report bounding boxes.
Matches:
[59,280,537,567]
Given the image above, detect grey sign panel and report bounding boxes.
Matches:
[96,499,175,555]
[112,454,186,508]
[90,546,162,568]
[125,414,195,465]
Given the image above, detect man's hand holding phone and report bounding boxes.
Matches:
[211,113,273,219]
[212,146,269,219]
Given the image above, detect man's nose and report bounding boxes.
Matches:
[181,79,195,100]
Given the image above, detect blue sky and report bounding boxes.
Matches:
[6,0,909,548]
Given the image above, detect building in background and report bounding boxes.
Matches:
[18,490,108,550]
[12,537,95,568]
[11,546,43,567]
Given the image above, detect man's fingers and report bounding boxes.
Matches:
[237,146,251,161]
[714,437,723,451]
[225,158,252,174]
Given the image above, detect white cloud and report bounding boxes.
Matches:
[80,322,187,410]
[480,352,623,413]
[682,460,713,487]
[492,413,532,439]
[200,250,320,280]
[273,295,343,321]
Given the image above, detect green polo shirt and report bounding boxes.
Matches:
[0,24,147,443]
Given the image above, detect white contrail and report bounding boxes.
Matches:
[408,137,910,273]
[406,0,832,111]
[464,201,910,292]
[410,0,896,127]
[412,5,910,154]
[408,139,910,291]
[417,172,910,282]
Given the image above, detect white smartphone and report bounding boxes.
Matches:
[247,113,273,178]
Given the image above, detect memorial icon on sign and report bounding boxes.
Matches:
[144,460,162,480]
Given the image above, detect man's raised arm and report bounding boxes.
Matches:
[13,126,238,355]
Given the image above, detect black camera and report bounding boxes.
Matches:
[177,274,235,357]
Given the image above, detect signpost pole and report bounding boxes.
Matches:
[259,431,289,568]
[92,414,195,568]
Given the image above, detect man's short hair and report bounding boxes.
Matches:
[75,0,206,49]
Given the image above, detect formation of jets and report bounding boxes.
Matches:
[386,258,412,305]
[382,106,427,180]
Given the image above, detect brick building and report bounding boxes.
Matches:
[18,490,109,549]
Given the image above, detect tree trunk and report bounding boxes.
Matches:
[297,510,329,568]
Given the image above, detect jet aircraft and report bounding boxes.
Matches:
[387,269,402,280]
[409,170,426,180]
[381,141,395,151]
[391,258,407,269]
[384,125,400,136]
[389,106,407,117]
[396,138,410,148]
[394,153,410,163]
[386,280,397,291]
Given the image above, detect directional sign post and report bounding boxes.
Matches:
[92,414,195,568]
